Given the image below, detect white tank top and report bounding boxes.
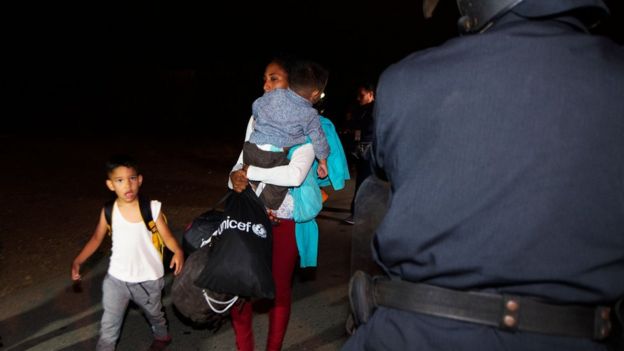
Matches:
[107,200,164,283]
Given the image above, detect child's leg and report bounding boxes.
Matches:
[267,219,298,351]
[97,274,131,351]
[129,278,169,339]
[230,301,254,351]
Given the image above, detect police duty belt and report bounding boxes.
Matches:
[349,271,619,340]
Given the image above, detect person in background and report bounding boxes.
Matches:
[344,82,375,225]
[343,0,624,350]
[229,56,349,351]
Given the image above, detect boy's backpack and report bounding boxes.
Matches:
[104,196,166,260]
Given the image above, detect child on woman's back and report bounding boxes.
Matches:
[244,60,330,210]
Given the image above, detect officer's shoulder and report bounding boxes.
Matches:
[380,45,443,83]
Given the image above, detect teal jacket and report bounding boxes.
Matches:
[289,116,350,267]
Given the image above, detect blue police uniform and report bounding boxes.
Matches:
[343,1,624,350]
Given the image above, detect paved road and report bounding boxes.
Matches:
[0,185,356,351]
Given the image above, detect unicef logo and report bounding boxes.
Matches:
[252,224,267,238]
[217,217,267,238]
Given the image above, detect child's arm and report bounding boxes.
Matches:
[304,113,330,161]
[317,158,328,179]
[71,209,108,280]
[155,212,185,276]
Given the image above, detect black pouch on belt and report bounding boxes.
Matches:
[348,270,376,327]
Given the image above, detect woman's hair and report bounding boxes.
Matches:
[268,53,297,76]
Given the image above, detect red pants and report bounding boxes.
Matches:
[230,219,298,351]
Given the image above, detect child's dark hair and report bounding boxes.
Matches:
[288,60,329,99]
[105,154,139,177]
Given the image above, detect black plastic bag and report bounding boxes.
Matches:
[171,245,238,327]
[195,187,274,299]
[182,209,225,256]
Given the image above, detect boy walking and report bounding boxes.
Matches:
[244,59,330,210]
[71,155,184,351]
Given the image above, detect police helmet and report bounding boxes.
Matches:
[424,0,609,34]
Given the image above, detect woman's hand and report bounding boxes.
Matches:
[230,165,249,193]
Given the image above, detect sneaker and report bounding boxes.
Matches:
[343,215,355,225]
[148,335,172,351]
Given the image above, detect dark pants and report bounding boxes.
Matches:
[350,157,373,215]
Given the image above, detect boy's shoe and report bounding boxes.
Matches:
[343,215,355,225]
[148,335,172,351]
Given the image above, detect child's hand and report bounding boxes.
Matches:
[317,163,328,179]
[71,260,81,281]
[170,251,185,276]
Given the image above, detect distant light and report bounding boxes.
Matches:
[320,92,326,99]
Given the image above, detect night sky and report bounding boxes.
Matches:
[6,1,623,136]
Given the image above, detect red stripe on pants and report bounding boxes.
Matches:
[230,219,298,351]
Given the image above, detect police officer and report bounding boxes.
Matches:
[343,0,624,350]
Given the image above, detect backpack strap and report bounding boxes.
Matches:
[138,196,156,233]
[139,196,165,259]
[104,199,115,236]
